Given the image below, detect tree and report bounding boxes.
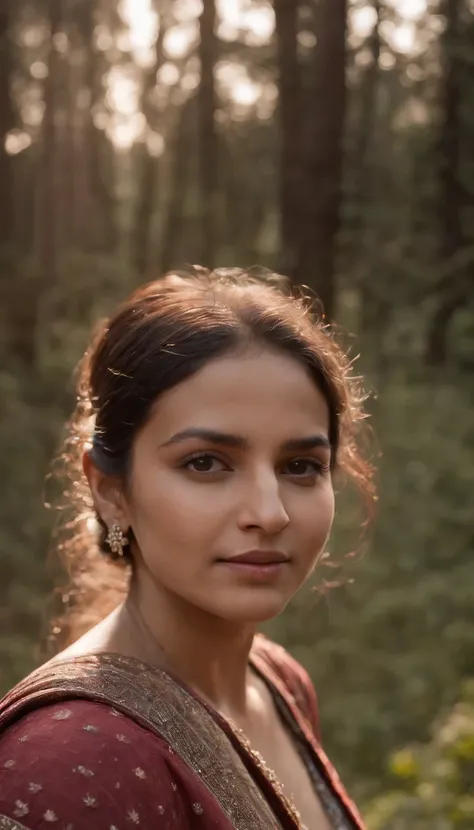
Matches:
[198,0,218,267]
[132,15,166,275]
[0,0,16,248]
[295,0,348,317]
[426,0,474,365]
[74,0,117,252]
[160,97,196,273]
[274,0,302,276]
[37,0,63,283]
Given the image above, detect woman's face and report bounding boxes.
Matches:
[123,348,335,623]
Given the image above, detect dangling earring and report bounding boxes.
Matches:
[106,522,129,557]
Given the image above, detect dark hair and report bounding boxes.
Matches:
[51,267,375,645]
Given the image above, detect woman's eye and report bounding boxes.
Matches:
[284,459,327,477]
[184,454,229,473]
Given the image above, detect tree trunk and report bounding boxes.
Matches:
[352,1,381,240]
[86,55,117,252]
[438,0,463,263]
[352,2,385,352]
[132,22,166,275]
[274,0,302,277]
[198,0,218,268]
[38,0,63,282]
[0,0,15,249]
[160,98,195,273]
[426,0,467,364]
[73,0,116,252]
[295,0,348,319]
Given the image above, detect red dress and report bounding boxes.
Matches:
[0,637,365,830]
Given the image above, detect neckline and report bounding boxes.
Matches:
[40,647,361,829]
[27,649,303,829]
[250,655,356,830]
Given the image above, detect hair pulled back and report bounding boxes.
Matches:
[51,267,375,647]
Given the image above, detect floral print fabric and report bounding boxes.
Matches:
[0,700,230,829]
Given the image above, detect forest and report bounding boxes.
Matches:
[0,0,473,826]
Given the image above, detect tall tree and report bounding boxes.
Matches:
[0,0,15,248]
[274,0,302,277]
[351,0,381,244]
[198,0,218,267]
[295,0,348,318]
[351,1,388,374]
[426,0,472,364]
[132,18,166,275]
[75,0,117,252]
[160,97,195,273]
[37,0,63,283]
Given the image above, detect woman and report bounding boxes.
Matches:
[0,268,374,830]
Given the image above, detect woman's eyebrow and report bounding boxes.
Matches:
[160,428,246,449]
[160,428,330,451]
[282,435,331,452]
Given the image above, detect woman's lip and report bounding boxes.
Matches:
[222,551,290,565]
[217,561,288,578]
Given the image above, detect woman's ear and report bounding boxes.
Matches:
[82,451,130,533]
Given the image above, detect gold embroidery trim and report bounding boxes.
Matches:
[0,654,291,830]
[0,816,32,830]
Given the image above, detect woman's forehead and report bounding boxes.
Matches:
[141,350,330,444]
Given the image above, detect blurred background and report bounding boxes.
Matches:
[0,0,473,826]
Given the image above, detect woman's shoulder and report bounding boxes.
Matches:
[252,634,321,740]
[0,700,192,828]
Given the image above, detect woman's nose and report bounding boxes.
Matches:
[237,472,290,535]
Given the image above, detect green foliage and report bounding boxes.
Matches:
[365,682,474,829]
[0,251,138,690]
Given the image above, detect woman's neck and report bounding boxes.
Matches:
[113,578,257,717]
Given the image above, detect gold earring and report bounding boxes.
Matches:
[106,522,129,557]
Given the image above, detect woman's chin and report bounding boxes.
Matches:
[206,593,292,625]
